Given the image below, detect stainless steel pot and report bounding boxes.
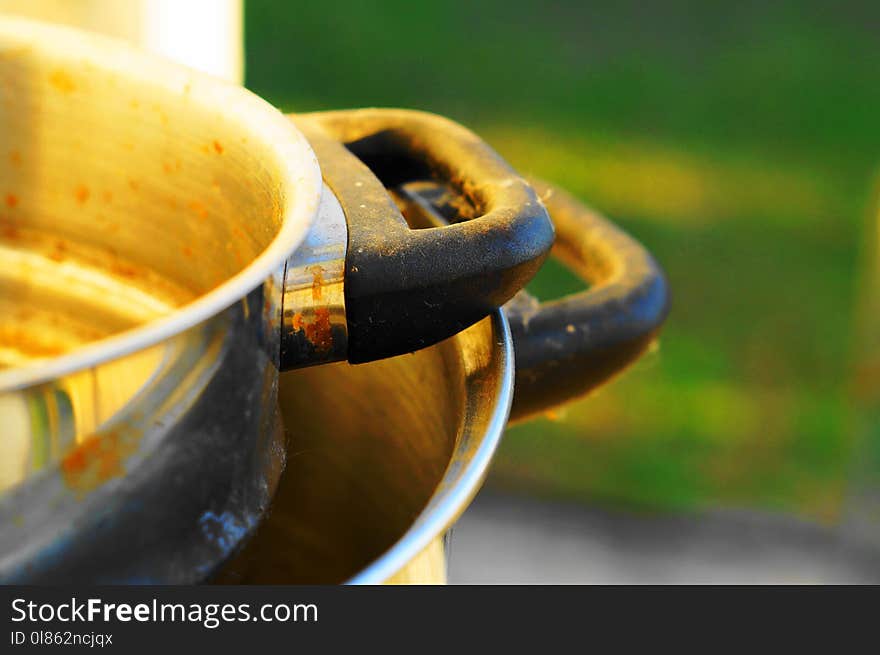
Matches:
[220,182,670,584]
[0,17,554,582]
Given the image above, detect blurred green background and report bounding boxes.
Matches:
[245,0,875,520]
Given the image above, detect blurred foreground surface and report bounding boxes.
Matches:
[247,0,877,520]
[448,491,880,583]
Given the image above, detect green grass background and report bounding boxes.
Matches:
[245,0,877,519]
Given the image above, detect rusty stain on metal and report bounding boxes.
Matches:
[109,260,138,279]
[0,325,66,358]
[291,312,304,331]
[290,308,333,354]
[1,221,20,240]
[304,307,333,353]
[189,200,208,220]
[74,185,90,204]
[60,428,140,494]
[310,265,324,301]
[47,240,67,262]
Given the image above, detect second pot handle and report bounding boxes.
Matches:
[291,109,555,364]
[506,181,670,422]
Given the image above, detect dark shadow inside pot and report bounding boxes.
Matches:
[220,331,467,583]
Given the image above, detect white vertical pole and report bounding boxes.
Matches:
[0,0,244,84]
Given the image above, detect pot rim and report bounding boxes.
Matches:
[0,16,322,393]
[346,309,515,584]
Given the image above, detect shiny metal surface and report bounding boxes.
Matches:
[218,311,513,584]
[0,16,321,392]
[352,310,513,583]
[0,290,289,583]
[0,16,320,581]
[280,184,348,368]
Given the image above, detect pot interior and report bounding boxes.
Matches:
[219,314,511,584]
[0,19,297,370]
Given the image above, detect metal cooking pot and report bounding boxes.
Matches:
[0,17,554,582]
[220,182,670,584]
[0,17,668,584]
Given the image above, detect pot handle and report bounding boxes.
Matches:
[290,109,555,364]
[506,180,670,422]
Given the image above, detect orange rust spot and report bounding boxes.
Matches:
[48,240,68,261]
[212,140,224,154]
[0,325,66,357]
[181,245,194,257]
[189,200,208,220]
[1,222,20,240]
[291,309,333,353]
[310,266,324,301]
[110,261,138,279]
[128,178,140,192]
[102,190,113,203]
[51,240,69,262]
[5,193,17,208]
[162,161,174,174]
[49,69,76,94]
[9,150,21,166]
[60,430,137,493]
[74,185,90,204]
[304,307,333,353]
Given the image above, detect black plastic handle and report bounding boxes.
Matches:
[507,180,670,422]
[292,109,555,364]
